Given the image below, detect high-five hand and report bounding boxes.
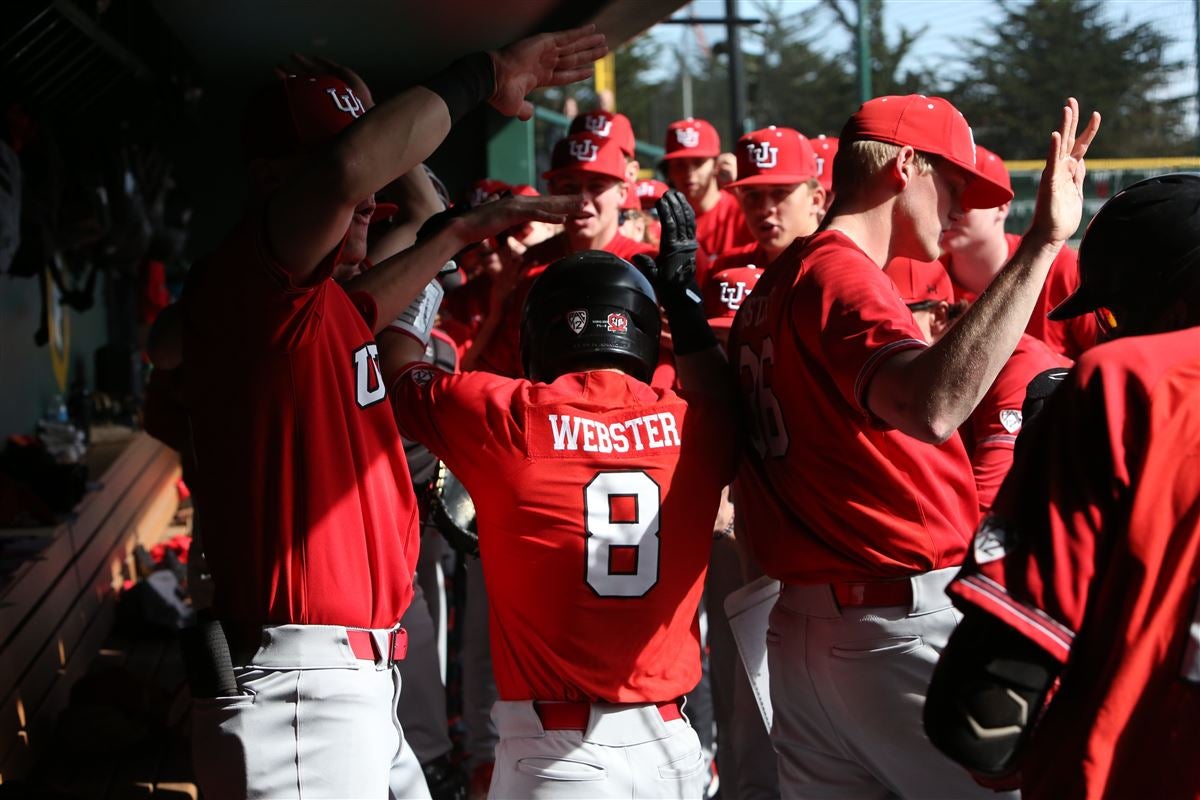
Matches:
[489,25,608,121]
[1030,97,1101,245]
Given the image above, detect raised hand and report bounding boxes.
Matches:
[653,190,701,305]
[1030,97,1101,245]
[457,193,586,245]
[276,53,375,110]
[489,25,608,121]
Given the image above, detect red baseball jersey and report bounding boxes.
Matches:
[729,230,979,583]
[694,190,754,282]
[949,328,1200,799]
[1004,233,1097,359]
[961,334,1072,514]
[475,232,655,378]
[391,367,737,702]
[944,235,1098,359]
[181,218,419,630]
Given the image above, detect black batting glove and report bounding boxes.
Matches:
[631,190,717,356]
[650,190,702,309]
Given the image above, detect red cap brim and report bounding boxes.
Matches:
[727,173,816,189]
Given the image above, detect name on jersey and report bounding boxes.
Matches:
[737,293,770,329]
[548,412,681,453]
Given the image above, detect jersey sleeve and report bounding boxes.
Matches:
[795,252,929,417]
[390,364,521,462]
[968,444,1014,515]
[948,361,1124,663]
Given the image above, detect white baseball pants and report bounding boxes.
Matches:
[767,567,1016,799]
[190,623,430,799]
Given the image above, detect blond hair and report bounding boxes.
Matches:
[832,140,935,198]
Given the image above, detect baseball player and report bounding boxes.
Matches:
[728,94,1098,797]
[661,117,755,274]
[940,145,1099,359]
[924,173,1200,799]
[713,126,825,275]
[178,27,605,799]
[467,131,655,378]
[698,264,783,800]
[569,109,645,231]
[885,256,1072,513]
[379,191,737,798]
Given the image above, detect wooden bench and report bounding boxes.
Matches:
[0,432,182,786]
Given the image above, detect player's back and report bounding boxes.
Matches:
[1022,327,1200,799]
[392,366,736,704]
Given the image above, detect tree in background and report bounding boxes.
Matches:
[743,2,856,136]
[820,0,939,100]
[948,0,1190,158]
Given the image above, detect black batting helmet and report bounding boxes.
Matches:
[1050,173,1200,329]
[521,250,661,383]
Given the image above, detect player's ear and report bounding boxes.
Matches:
[995,201,1011,225]
[893,147,917,191]
[930,301,952,338]
[809,183,827,214]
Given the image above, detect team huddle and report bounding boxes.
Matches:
[144,21,1200,800]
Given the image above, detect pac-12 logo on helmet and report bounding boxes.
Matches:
[327,87,366,119]
[569,139,599,162]
[676,127,700,148]
[748,141,778,169]
[607,312,629,333]
[584,115,612,136]
[568,309,588,334]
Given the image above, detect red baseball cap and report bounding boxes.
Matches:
[543,132,627,183]
[885,257,954,305]
[840,95,1014,209]
[510,183,540,197]
[635,179,669,210]
[813,134,839,192]
[728,126,819,188]
[621,181,641,210]
[569,110,636,159]
[242,75,367,161]
[662,117,720,161]
[974,145,1013,195]
[704,266,763,328]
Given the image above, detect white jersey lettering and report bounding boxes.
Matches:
[545,412,682,452]
[549,414,582,450]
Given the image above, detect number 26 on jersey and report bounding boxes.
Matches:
[738,338,790,458]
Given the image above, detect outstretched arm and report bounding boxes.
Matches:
[264,26,606,284]
[867,99,1100,442]
[350,193,584,333]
